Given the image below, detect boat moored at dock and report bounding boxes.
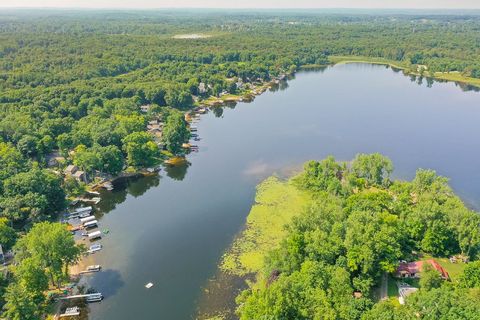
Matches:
[83,220,98,228]
[87,243,102,253]
[88,230,102,240]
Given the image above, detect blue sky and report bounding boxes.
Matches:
[2,0,479,9]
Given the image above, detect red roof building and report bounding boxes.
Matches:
[396,259,449,280]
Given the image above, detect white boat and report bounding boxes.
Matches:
[72,206,92,214]
[145,282,154,289]
[83,220,98,228]
[87,265,102,272]
[88,231,102,240]
[87,244,102,253]
[60,306,80,317]
[86,293,103,302]
[78,211,92,218]
[80,215,95,223]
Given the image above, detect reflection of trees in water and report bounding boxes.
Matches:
[426,77,434,88]
[391,66,402,73]
[165,161,190,181]
[299,66,327,75]
[458,83,480,92]
[406,73,479,92]
[127,175,160,198]
[279,80,289,91]
[269,82,279,92]
[87,269,125,298]
[211,107,224,118]
[95,175,161,216]
[224,101,237,109]
[212,102,237,118]
[417,76,424,86]
[269,79,290,93]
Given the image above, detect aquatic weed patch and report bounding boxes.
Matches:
[220,176,310,276]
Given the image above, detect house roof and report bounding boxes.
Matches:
[73,170,85,178]
[397,259,449,279]
[64,164,78,174]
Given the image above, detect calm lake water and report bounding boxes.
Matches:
[83,64,480,319]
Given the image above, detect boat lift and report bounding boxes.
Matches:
[57,293,103,303]
[59,307,80,317]
[80,215,96,224]
[83,220,98,228]
[88,231,102,240]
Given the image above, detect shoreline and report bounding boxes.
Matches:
[327,55,480,89]
[64,61,479,319]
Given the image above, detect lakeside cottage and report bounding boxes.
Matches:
[396,259,449,280]
[48,156,66,168]
[235,79,244,89]
[73,170,86,182]
[64,165,78,176]
[64,164,86,182]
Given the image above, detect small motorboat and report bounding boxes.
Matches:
[78,211,92,218]
[87,244,102,254]
[87,265,102,272]
[86,293,103,302]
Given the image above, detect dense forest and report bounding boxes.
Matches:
[236,154,480,319]
[1,9,480,319]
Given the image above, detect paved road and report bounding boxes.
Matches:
[380,272,388,300]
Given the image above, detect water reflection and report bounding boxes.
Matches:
[211,106,224,118]
[94,174,161,215]
[164,161,191,181]
[86,269,125,299]
[126,175,161,198]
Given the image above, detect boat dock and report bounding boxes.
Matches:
[83,220,98,228]
[57,293,103,302]
[80,215,95,223]
[87,230,102,240]
[59,307,80,317]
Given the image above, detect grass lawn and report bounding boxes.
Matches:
[421,255,466,281]
[387,275,399,297]
[434,72,480,88]
[329,55,409,70]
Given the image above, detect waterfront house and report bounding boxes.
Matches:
[73,170,86,182]
[236,79,244,90]
[64,165,78,176]
[48,156,66,167]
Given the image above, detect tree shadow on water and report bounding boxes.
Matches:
[164,161,190,181]
[87,269,125,299]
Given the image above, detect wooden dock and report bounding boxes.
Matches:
[57,293,103,301]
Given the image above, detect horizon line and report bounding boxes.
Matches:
[2,6,480,10]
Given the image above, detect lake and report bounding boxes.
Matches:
[83,63,480,319]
